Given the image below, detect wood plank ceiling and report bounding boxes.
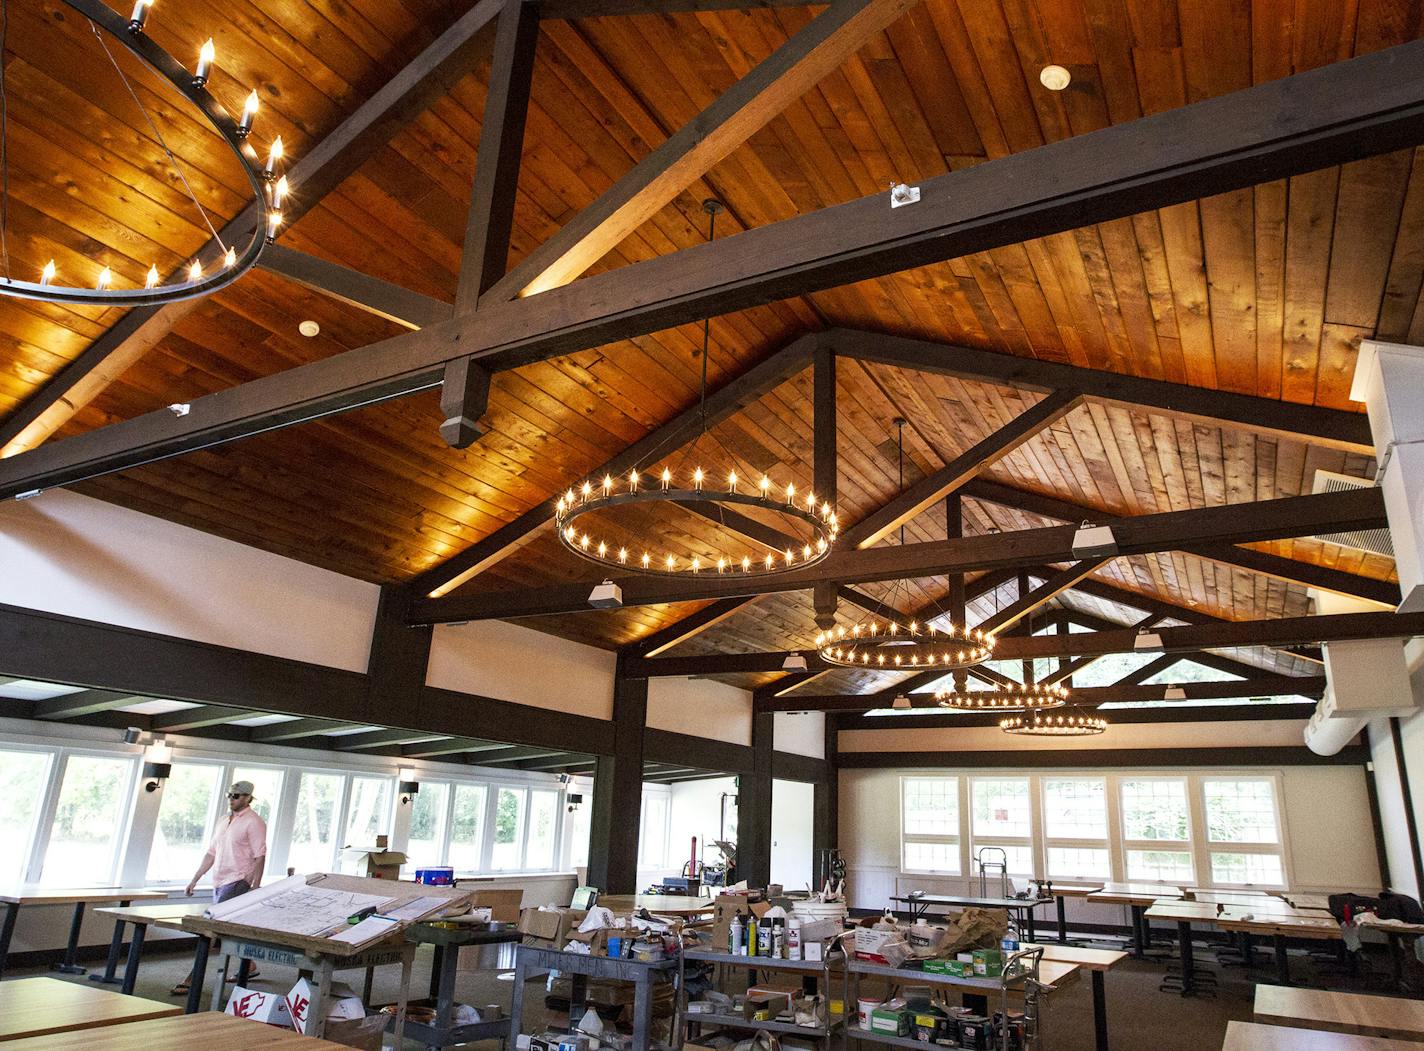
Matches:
[0,1,1412,677]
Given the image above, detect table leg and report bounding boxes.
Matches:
[1167,921,1197,997]
[509,959,528,1044]
[120,922,146,996]
[392,951,412,1050]
[1272,934,1292,985]
[1091,970,1108,1051]
[313,959,333,1041]
[1025,905,1035,942]
[569,973,588,1030]
[1128,906,1145,959]
[632,971,651,1051]
[0,902,18,981]
[435,941,458,1031]
[236,957,253,985]
[185,937,210,1014]
[362,964,375,1006]
[1056,896,1069,944]
[1389,933,1407,992]
[210,950,232,1012]
[92,900,131,984]
[52,902,88,974]
[429,943,445,999]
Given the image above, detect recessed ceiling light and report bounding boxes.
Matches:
[1040,64,1071,91]
[298,320,320,337]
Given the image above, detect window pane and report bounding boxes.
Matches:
[1043,779,1107,839]
[1210,852,1284,886]
[344,777,393,846]
[904,841,959,874]
[449,784,488,872]
[1121,779,1189,841]
[903,778,957,836]
[1126,849,1194,883]
[148,762,222,883]
[491,788,527,871]
[1204,780,1279,844]
[527,790,559,870]
[289,773,343,874]
[407,782,451,868]
[230,765,284,824]
[972,779,1031,838]
[974,844,1034,878]
[43,755,133,884]
[1047,846,1111,879]
[0,750,52,885]
[640,796,668,868]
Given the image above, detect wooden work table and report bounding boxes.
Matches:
[596,894,713,916]
[1088,883,1182,959]
[0,976,179,1042]
[1021,943,1128,1051]
[0,1012,339,1048]
[1224,1020,1421,1050]
[93,903,207,994]
[1146,897,1341,990]
[0,886,170,981]
[1256,984,1424,1041]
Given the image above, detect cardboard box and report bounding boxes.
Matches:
[743,991,792,1022]
[711,894,768,952]
[225,987,294,1029]
[971,948,1003,977]
[322,1015,388,1050]
[340,847,406,881]
[870,1006,910,1036]
[518,907,586,946]
[466,888,524,923]
[853,927,896,962]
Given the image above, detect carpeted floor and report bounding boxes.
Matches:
[7,931,1417,1049]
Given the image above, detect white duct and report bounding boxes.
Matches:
[1304,690,1367,756]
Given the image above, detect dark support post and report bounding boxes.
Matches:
[587,658,647,893]
[813,343,838,631]
[439,357,493,448]
[1366,760,1392,886]
[1391,717,1424,894]
[813,714,839,889]
[366,586,433,722]
[741,712,775,888]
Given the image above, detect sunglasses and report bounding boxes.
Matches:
[228,793,250,799]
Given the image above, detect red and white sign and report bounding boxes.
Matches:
[225,986,294,1029]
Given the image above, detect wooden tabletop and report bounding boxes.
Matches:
[1089,883,1184,905]
[93,903,207,930]
[0,1012,340,1048]
[1283,893,1335,911]
[0,887,170,906]
[1256,985,1424,1041]
[1217,911,1342,940]
[0,977,180,1042]
[1224,1021,1421,1050]
[1042,883,1102,897]
[1019,943,1129,971]
[596,894,714,916]
[1357,914,1424,936]
[1145,900,1223,923]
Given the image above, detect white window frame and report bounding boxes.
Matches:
[968,776,1035,879]
[899,775,961,875]
[0,743,59,886]
[1196,774,1288,890]
[1118,775,1195,885]
[31,748,140,886]
[145,758,227,886]
[1039,776,1111,882]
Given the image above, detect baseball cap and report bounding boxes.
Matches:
[229,780,255,796]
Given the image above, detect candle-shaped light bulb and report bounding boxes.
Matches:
[266,210,282,240]
[601,474,613,495]
[145,264,159,289]
[785,481,795,505]
[742,556,751,573]
[618,548,628,564]
[661,467,671,490]
[187,259,202,282]
[39,260,55,286]
[693,467,704,490]
[665,554,676,571]
[760,474,771,494]
[223,246,236,268]
[765,554,774,569]
[264,135,283,177]
[717,557,727,573]
[597,541,607,558]
[641,552,651,569]
[628,469,639,492]
[272,175,289,210]
[128,0,151,32]
[691,558,701,573]
[728,470,738,492]
[194,38,215,85]
[95,266,111,291]
[580,480,592,501]
[237,90,259,136]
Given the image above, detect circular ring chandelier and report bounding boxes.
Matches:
[555,469,838,577]
[0,0,288,307]
[1000,709,1107,736]
[814,619,994,670]
[936,682,1069,712]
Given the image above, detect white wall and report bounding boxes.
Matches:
[772,778,815,891]
[427,620,616,719]
[0,489,379,671]
[774,712,825,758]
[648,678,752,745]
[838,718,1311,753]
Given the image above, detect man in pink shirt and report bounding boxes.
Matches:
[172,780,268,995]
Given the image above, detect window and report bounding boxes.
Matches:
[491,787,528,871]
[527,790,559,871]
[288,772,344,874]
[0,749,53,885]
[1203,778,1284,887]
[901,777,959,874]
[971,778,1032,877]
[148,762,224,883]
[1121,778,1192,883]
[1042,778,1109,879]
[448,784,488,872]
[407,782,451,868]
[42,754,135,885]
[639,794,669,868]
[344,777,393,846]
[230,765,284,825]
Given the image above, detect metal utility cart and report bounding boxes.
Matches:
[847,946,1064,1051]
[681,940,847,1050]
[390,919,522,1048]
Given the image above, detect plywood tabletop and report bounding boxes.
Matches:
[1042,884,1103,897]
[1357,915,1424,936]
[1223,1021,1421,1050]
[0,887,170,906]
[93,903,208,929]
[1255,985,1424,1040]
[1284,893,1335,911]
[597,894,714,916]
[1088,883,1184,904]
[0,1012,339,1048]
[1019,943,1128,971]
[0,976,180,1041]
[1217,912,1342,939]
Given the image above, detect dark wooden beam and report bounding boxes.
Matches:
[469,745,573,765]
[814,344,839,630]
[412,487,1385,622]
[31,690,143,720]
[645,727,754,774]
[0,0,506,460]
[978,559,1108,634]
[833,330,1372,453]
[627,597,760,658]
[844,391,1083,549]
[484,0,919,301]
[401,738,511,757]
[539,0,819,15]
[836,745,1367,769]
[588,657,647,892]
[366,585,433,725]
[251,718,370,742]
[438,356,494,449]
[963,479,1397,606]
[334,728,451,750]
[257,245,451,330]
[150,705,253,732]
[10,39,1419,494]
[412,335,816,595]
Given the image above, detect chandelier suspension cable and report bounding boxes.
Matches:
[89,19,224,252]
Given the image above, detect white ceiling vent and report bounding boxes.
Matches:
[1311,471,1394,558]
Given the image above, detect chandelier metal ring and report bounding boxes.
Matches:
[814,619,994,671]
[0,0,282,306]
[1000,709,1107,736]
[936,682,1069,712]
[555,473,837,577]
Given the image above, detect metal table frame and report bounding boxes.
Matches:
[508,943,680,1051]
[890,893,1051,942]
[392,921,522,1048]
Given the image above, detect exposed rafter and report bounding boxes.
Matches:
[257,246,451,330]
